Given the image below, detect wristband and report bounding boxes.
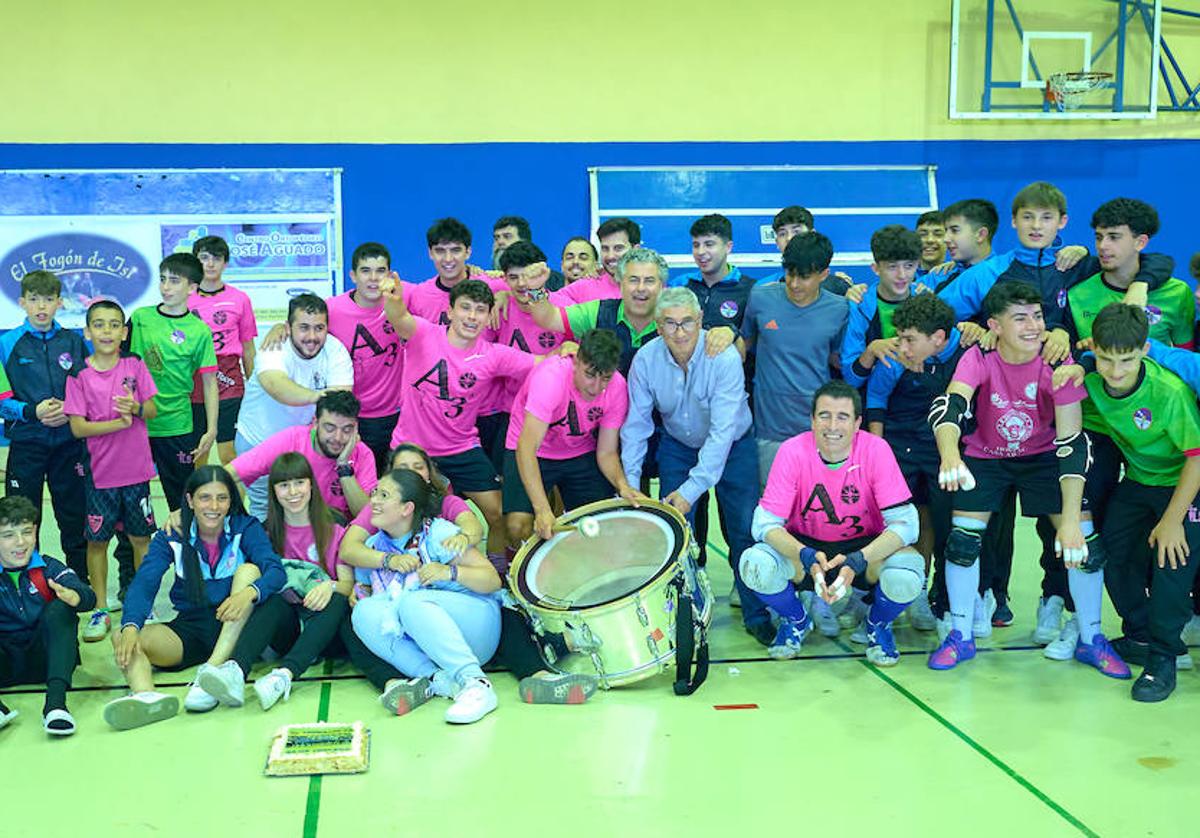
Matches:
[798,546,819,572]
[843,551,868,576]
[526,287,549,302]
[336,463,355,479]
[449,565,458,583]
[135,401,143,418]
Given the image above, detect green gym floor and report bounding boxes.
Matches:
[3,480,1197,838]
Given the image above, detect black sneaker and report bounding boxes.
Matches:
[1112,636,1150,667]
[992,600,1014,627]
[745,620,776,648]
[1132,655,1177,703]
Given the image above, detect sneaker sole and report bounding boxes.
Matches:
[104,695,179,731]
[196,670,244,708]
[1043,646,1075,661]
[518,675,597,705]
[445,702,497,725]
[380,683,432,716]
[767,647,801,660]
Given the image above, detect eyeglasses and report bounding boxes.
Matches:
[660,318,700,334]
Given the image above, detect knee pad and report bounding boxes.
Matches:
[879,549,927,602]
[945,526,983,568]
[739,545,787,595]
[1081,532,1107,573]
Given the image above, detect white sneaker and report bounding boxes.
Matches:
[936,614,952,643]
[1178,653,1194,671]
[196,660,245,707]
[729,583,741,609]
[0,706,18,730]
[253,668,293,711]
[103,691,179,731]
[445,678,498,724]
[43,708,77,736]
[850,621,869,644]
[1043,617,1080,661]
[184,668,219,713]
[907,595,938,632]
[1033,595,1065,645]
[1181,614,1200,646]
[810,596,840,638]
[973,590,996,639]
[838,591,868,630]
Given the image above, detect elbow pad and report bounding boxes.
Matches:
[928,392,970,435]
[1055,431,1092,483]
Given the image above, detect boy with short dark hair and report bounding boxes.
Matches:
[556,217,643,305]
[128,253,219,510]
[189,235,258,466]
[1084,303,1200,701]
[841,224,923,388]
[63,300,160,642]
[915,210,947,275]
[0,270,89,581]
[0,495,96,736]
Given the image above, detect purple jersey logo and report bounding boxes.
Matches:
[1133,407,1152,430]
[840,484,860,505]
[537,332,559,349]
[458,372,477,390]
[213,310,228,325]
[1145,304,1163,325]
[1056,289,1067,308]
[587,406,605,422]
[170,329,186,345]
[719,300,739,319]
[57,352,73,370]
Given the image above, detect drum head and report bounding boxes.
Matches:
[517,506,686,610]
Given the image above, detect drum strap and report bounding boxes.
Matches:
[671,576,709,696]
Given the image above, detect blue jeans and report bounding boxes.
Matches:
[656,430,769,628]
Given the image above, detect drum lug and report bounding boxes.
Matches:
[635,601,650,627]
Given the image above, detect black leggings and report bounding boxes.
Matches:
[0,599,79,709]
[488,607,550,681]
[231,593,349,678]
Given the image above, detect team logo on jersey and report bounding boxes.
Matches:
[213,310,228,325]
[538,332,559,349]
[990,392,1009,409]
[57,352,73,370]
[720,300,739,319]
[1024,381,1038,400]
[170,329,186,345]
[122,376,138,393]
[587,406,604,422]
[997,408,1034,446]
[382,319,395,335]
[1133,407,1153,430]
[1056,289,1067,308]
[312,373,327,391]
[840,484,860,504]
[458,372,477,390]
[1144,304,1163,325]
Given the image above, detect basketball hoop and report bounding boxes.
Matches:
[1045,71,1113,112]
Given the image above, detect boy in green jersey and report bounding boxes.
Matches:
[127,254,219,511]
[1068,199,1194,351]
[1085,303,1200,702]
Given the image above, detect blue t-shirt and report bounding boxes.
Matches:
[741,284,849,441]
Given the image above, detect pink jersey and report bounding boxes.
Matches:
[230,424,377,517]
[282,523,346,577]
[556,274,622,305]
[505,355,628,459]
[391,318,537,456]
[953,347,1085,459]
[407,274,508,326]
[326,291,404,418]
[62,356,159,490]
[187,284,257,401]
[760,431,911,544]
[351,494,471,535]
[487,300,567,413]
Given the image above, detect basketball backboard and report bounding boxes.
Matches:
[950,0,1162,119]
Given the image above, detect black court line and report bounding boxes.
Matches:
[833,638,1099,837]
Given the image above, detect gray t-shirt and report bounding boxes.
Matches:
[741,284,848,441]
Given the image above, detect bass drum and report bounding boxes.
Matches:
[507,498,711,689]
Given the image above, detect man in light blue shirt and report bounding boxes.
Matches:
[621,287,771,646]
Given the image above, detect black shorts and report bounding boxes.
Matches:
[150,433,198,512]
[357,412,400,474]
[891,440,940,507]
[501,449,612,515]
[157,607,223,670]
[433,447,501,495]
[191,398,242,445]
[85,480,157,542]
[476,412,511,474]
[954,452,1074,517]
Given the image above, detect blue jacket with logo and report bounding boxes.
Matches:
[0,551,96,640]
[0,319,89,445]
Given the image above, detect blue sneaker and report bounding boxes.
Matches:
[865,620,900,666]
[768,616,811,660]
[928,630,976,670]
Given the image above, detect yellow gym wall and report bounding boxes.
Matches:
[4,0,1198,143]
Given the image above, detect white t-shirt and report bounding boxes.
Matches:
[236,335,354,448]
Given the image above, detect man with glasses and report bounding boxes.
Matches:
[621,287,772,646]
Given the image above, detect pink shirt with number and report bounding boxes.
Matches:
[952,346,1085,460]
[350,494,472,535]
[187,284,258,401]
[63,356,159,490]
[326,291,404,418]
[229,424,377,516]
[760,431,911,544]
[505,355,628,459]
[390,317,536,456]
[487,298,568,413]
[282,523,347,577]
[407,275,508,326]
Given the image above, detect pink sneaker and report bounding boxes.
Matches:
[1074,634,1132,679]
[928,630,976,670]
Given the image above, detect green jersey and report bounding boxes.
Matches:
[128,306,217,438]
[1068,274,1194,346]
[0,362,11,399]
[877,297,899,339]
[1083,358,1200,486]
